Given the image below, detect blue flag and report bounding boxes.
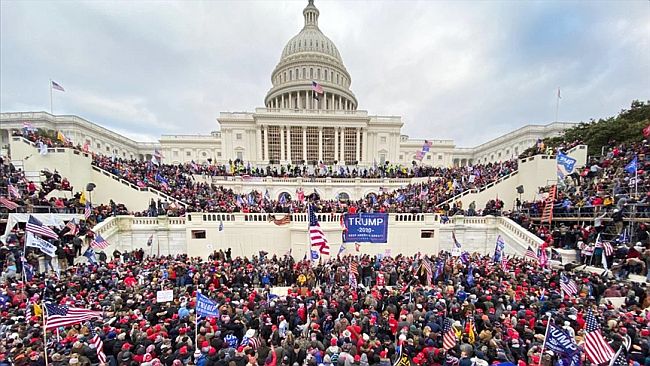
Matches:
[466,265,474,286]
[460,251,470,265]
[196,292,220,318]
[544,323,581,366]
[494,236,505,263]
[311,250,319,261]
[83,247,97,265]
[625,156,637,174]
[557,152,577,180]
[22,258,34,281]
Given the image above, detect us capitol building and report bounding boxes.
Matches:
[0,1,574,167]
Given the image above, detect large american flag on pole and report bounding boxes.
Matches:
[26,215,59,239]
[442,318,457,350]
[584,309,615,365]
[44,303,102,330]
[308,206,329,255]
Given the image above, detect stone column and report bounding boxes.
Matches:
[281,94,285,109]
[256,126,262,163]
[263,126,269,163]
[318,127,323,162]
[355,128,361,163]
[286,126,292,163]
[302,126,307,163]
[297,91,301,110]
[362,128,368,163]
[334,127,339,163]
[280,125,286,162]
[340,128,345,163]
[331,93,334,111]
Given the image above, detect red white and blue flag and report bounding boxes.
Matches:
[584,309,615,365]
[26,215,59,239]
[84,203,92,220]
[44,303,101,330]
[7,184,20,199]
[51,80,65,92]
[311,81,324,94]
[91,234,110,250]
[88,324,107,364]
[0,196,19,210]
[308,206,329,255]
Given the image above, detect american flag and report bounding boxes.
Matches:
[88,324,107,364]
[610,346,628,366]
[442,318,457,350]
[0,196,19,210]
[90,234,110,250]
[64,219,78,236]
[7,184,20,199]
[23,121,35,130]
[311,81,324,94]
[26,215,59,239]
[584,309,615,365]
[525,246,538,260]
[350,262,359,276]
[44,303,101,330]
[560,274,578,297]
[422,258,433,284]
[25,300,32,319]
[84,203,92,220]
[82,141,90,152]
[500,255,508,271]
[308,206,329,255]
[51,80,65,92]
[349,273,357,288]
[602,241,614,257]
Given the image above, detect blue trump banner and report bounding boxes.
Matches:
[557,153,577,180]
[196,292,220,318]
[545,323,581,366]
[343,213,389,243]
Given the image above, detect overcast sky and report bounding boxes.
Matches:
[1,0,648,147]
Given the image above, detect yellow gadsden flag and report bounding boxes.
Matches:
[79,192,86,205]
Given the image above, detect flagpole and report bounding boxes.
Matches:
[555,88,560,122]
[538,314,552,366]
[42,301,50,366]
[49,79,53,114]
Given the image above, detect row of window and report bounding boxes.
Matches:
[170,150,221,158]
[276,66,348,88]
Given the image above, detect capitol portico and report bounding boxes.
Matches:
[0,0,575,167]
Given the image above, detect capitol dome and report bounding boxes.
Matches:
[265,0,358,111]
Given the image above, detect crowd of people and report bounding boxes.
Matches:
[505,140,650,280]
[0,248,648,366]
[11,128,517,216]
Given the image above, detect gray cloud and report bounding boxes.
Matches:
[1,0,648,146]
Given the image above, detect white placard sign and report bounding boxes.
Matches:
[451,247,462,257]
[157,290,174,303]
